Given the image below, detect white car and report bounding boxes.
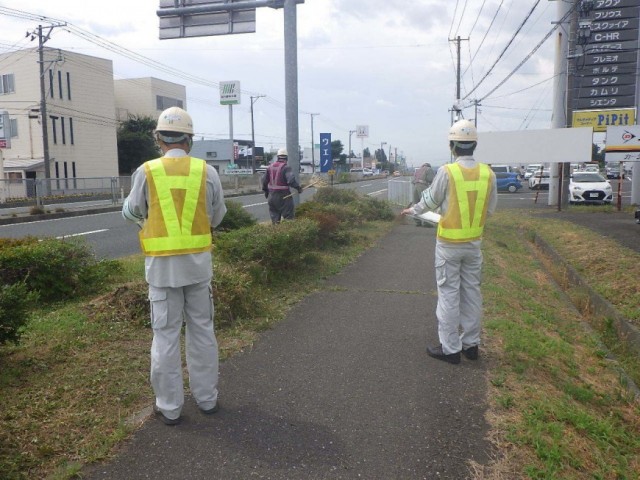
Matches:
[569,172,612,205]
[528,169,550,190]
[362,168,373,177]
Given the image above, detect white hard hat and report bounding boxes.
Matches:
[448,119,478,142]
[277,148,288,157]
[156,107,194,135]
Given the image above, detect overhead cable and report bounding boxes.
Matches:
[462,0,540,101]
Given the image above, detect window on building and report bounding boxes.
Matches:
[61,116,66,144]
[58,71,63,99]
[69,117,74,145]
[66,72,71,100]
[0,73,15,94]
[72,162,76,178]
[50,115,58,144]
[156,95,184,111]
[10,118,17,137]
[49,70,54,99]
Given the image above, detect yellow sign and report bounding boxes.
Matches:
[572,109,636,132]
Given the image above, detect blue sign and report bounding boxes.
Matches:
[320,133,332,172]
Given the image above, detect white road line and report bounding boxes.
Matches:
[243,201,268,208]
[367,189,388,196]
[56,229,108,239]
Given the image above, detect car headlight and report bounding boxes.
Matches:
[572,185,582,191]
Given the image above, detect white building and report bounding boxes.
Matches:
[0,47,119,184]
[114,77,186,122]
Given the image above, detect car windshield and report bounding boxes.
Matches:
[573,173,605,183]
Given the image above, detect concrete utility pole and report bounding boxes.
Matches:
[548,0,572,209]
[284,0,301,200]
[250,95,265,171]
[309,112,319,172]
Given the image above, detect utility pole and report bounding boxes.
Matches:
[548,0,572,209]
[250,95,265,171]
[30,24,64,195]
[309,112,319,172]
[449,36,468,124]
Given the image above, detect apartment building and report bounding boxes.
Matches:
[114,77,186,122]
[0,47,119,183]
[0,47,188,195]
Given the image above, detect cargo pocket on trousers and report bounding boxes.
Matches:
[435,259,447,287]
[149,287,168,330]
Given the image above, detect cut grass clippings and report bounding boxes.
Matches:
[0,221,394,480]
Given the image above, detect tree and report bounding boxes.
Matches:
[117,115,161,174]
[331,140,346,166]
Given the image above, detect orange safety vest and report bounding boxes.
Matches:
[139,156,212,256]
[437,163,492,242]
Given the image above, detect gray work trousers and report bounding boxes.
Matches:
[268,190,295,224]
[434,242,483,355]
[149,280,219,420]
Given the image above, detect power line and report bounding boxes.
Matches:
[462,0,541,101]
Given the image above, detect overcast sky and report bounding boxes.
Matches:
[0,0,560,166]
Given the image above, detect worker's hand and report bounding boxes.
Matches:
[264,192,269,199]
[400,208,413,216]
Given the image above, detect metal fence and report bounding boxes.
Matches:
[0,177,134,207]
[387,178,412,206]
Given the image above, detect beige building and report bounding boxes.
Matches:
[114,77,186,122]
[0,47,119,185]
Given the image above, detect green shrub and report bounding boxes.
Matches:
[0,281,38,345]
[296,202,353,244]
[212,262,264,329]
[217,200,257,232]
[353,197,395,221]
[0,238,122,303]
[313,187,360,205]
[214,218,320,276]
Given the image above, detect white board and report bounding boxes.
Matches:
[474,128,594,165]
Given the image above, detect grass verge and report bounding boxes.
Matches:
[475,210,640,479]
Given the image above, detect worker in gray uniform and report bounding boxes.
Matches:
[122,106,227,424]
[261,148,302,224]
[402,119,497,364]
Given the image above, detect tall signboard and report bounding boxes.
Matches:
[570,0,639,131]
[319,133,331,173]
[604,125,640,162]
[0,110,11,149]
[158,0,256,39]
[220,80,241,105]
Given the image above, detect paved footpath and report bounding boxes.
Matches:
[84,220,491,480]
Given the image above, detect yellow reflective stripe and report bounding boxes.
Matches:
[438,163,491,241]
[147,158,203,237]
[143,233,211,252]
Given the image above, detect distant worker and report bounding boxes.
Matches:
[412,162,435,204]
[122,106,227,425]
[401,119,498,364]
[261,148,303,224]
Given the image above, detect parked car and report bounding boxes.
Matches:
[528,169,550,190]
[524,164,543,180]
[362,168,373,177]
[606,167,621,179]
[495,172,522,193]
[568,172,612,205]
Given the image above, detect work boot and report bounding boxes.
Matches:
[200,402,220,415]
[462,345,479,360]
[426,344,461,364]
[153,405,180,426]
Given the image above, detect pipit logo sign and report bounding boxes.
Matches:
[220,81,241,105]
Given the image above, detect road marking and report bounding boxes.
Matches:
[56,229,108,239]
[243,201,268,208]
[367,189,387,196]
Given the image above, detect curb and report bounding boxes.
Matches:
[533,233,640,357]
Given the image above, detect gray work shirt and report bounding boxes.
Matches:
[123,148,227,288]
[410,156,498,248]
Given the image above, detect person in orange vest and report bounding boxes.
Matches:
[261,148,302,224]
[401,119,497,364]
[122,107,227,424]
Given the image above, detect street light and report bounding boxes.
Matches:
[349,129,356,169]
